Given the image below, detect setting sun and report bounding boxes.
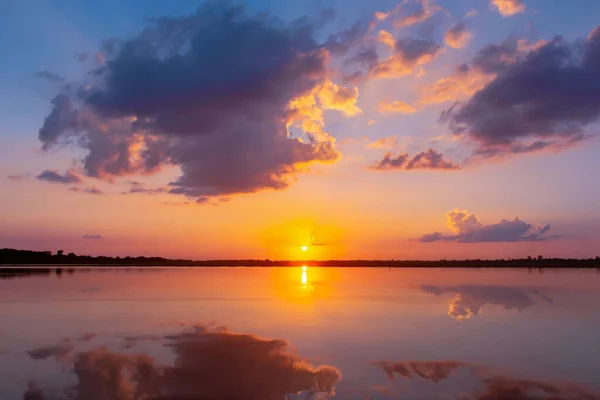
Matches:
[301,245,308,252]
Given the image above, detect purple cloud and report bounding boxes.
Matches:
[442,26,600,156]
[371,149,461,171]
[418,209,553,243]
[36,3,367,202]
[36,169,82,184]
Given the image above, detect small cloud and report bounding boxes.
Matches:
[374,11,390,21]
[70,186,104,195]
[392,0,440,28]
[465,9,478,18]
[36,70,65,82]
[444,22,472,49]
[163,201,191,206]
[96,52,105,65]
[37,169,82,184]
[375,100,416,114]
[368,119,376,126]
[27,343,74,361]
[7,173,29,181]
[122,181,167,195]
[378,30,396,49]
[366,136,403,149]
[82,234,102,240]
[373,360,465,383]
[371,149,461,171]
[491,0,526,16]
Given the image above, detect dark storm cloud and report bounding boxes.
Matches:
[25,326,342,400]
[37,70,65,82]
[36,169,82,184]
[443,26,600,155]
[421,284,553,320]
[371,149,461,171]
[37,2,364,201]
[418,209,552,243]
[81,234,102,240]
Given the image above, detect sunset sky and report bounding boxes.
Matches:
[1,0,599,260]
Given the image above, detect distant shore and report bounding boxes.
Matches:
[1,247,599,270]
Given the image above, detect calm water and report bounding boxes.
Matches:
[1,267,600,399]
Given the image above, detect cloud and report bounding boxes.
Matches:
[444,22,472,49]
[371,149,461,170]
[82,234,102,240]
[441,27,600,157]
[37,71,65,82]
[420,36,533,105]
[422,285,553,320]
[418,209,553,243]
[491,0,526,16]
[366,136,404,149]
[22,383,45,400]
[122,181,166,195]
[375,100,416,114]
[370,36,442,78]
[475,376,596,400]
[7,174,29,181]
[372,360,598,400]
[36,169,82,184]
[373,360,466,383]
[392,0,440,28]
[26,326,342,400]
[27,344,74,361]
[36,3,365,202]
[69,186,104,195]
[465,9,478,18]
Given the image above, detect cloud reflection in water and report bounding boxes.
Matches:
[422,285,553,320]
[25,325,341,400]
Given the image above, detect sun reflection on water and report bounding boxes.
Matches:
[300,266,314,292]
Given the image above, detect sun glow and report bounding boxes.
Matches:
[301,245,308,252]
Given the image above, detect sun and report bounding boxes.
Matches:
[301,245,308,252]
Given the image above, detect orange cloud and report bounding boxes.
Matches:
[491,0,526,16]
[374,11,390,20]
[366,136,403,149]
[420,67,493,104]
[375,100,416,114]
[288,79,361,143]
[393,0,440,28]
[378,30,396,49]
[444,23,473,49]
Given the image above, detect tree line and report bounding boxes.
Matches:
[1,247,599,268]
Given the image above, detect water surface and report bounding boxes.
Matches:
[1,267,599,399]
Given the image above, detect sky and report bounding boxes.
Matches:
[1,0,600,260]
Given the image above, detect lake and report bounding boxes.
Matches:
[1,267,600,399]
